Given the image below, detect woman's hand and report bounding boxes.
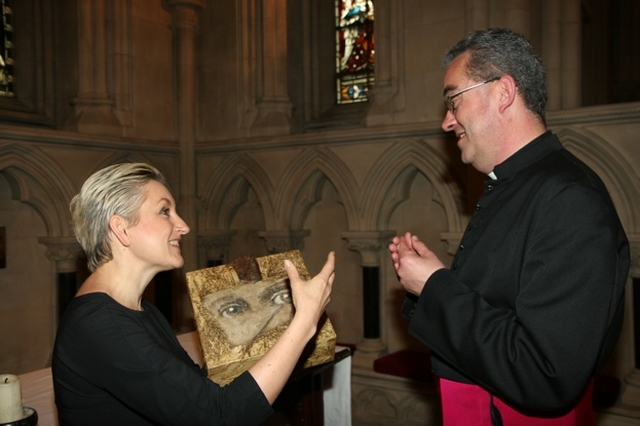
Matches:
[249,251,336,404]
[285,251,335,335]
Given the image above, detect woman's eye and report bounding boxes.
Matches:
[161,208,170,216]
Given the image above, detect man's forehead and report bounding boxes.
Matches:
[443,53,470,95]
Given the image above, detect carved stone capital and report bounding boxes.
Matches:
[258,230,310,254]
[198,231,237,262]
[162,0,206,12]
[441,232,463,256]
[352,338,387,369]
[342,231,396,266]
[38,236,83,273]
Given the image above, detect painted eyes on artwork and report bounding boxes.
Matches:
[217,287,292,318]
[270,289,292,306]
[218,300,250,318]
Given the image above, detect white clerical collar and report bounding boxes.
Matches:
[488,171,497,180]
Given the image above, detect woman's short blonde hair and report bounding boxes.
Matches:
[70,162,168,272]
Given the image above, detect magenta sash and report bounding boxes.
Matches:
[438,377,595,426]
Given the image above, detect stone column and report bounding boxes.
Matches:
[65,0,121,135]
[365,0,406,126]
[38,237,84,320]
[258,230,311,254]
[561,0,581,109]
[112,0,134,127]
[464,0,490,30]
[252,0,293,134]
[543,0,562,111]
[544,0,582,110]
[343,231,395,368]
[162,0,205,327]
[503,0,529,35]
[620,235,640,414]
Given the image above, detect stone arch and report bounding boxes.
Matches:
[360,138,465,232]
[274,147,359,230]
[0,144,76,236]
[200,153,275,230]
[287,170,337,230]
[557,127,639,232]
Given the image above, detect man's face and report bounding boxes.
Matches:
[440,52,500,174]
[203,279,294,347]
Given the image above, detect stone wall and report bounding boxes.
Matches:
[0,0,638,424]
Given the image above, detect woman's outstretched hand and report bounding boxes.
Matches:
[250,251,336,404]
[285,251,335,331]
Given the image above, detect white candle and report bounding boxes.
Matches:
[0,374,23,423]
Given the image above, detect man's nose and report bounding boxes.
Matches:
[441,109,457,132]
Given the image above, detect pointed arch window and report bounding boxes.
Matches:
[0,0,14,97]
[335,0,374,104]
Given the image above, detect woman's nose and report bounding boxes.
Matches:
[176,215,190,235]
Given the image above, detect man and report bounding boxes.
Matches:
[389,28,629,425]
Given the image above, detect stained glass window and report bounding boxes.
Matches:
[0,0,13,97]
[335,0,374,104]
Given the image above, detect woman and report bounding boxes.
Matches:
[52,162,335,425]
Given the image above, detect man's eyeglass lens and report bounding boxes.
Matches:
[444,78,499,113]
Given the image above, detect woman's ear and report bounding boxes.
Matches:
[497,75,517,113]
[109,215,131,247]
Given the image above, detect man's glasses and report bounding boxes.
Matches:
[444,77,500,113]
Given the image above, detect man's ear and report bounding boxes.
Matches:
[497,75,517,113]
[109,215,131,247]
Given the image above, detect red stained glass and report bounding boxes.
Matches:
[336,0,374,104]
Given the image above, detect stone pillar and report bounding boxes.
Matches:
[464,0,490,30]
[365,0,406,126]
[622,371,640,410]
[162,0,205,327]
[543,0,562,111]
[258,230,311,254]
[65,0,122,135]
[503,0,529,35]
[543,0,581,111]
[343,231,395,368]
[112,0,134,127]
[620,235,640,414]
[561,0,581,109]
[252,0,293,135]
[38,237,84,320]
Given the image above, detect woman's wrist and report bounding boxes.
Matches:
[289,313,318,342]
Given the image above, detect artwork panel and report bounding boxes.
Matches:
[186,250,336,385]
